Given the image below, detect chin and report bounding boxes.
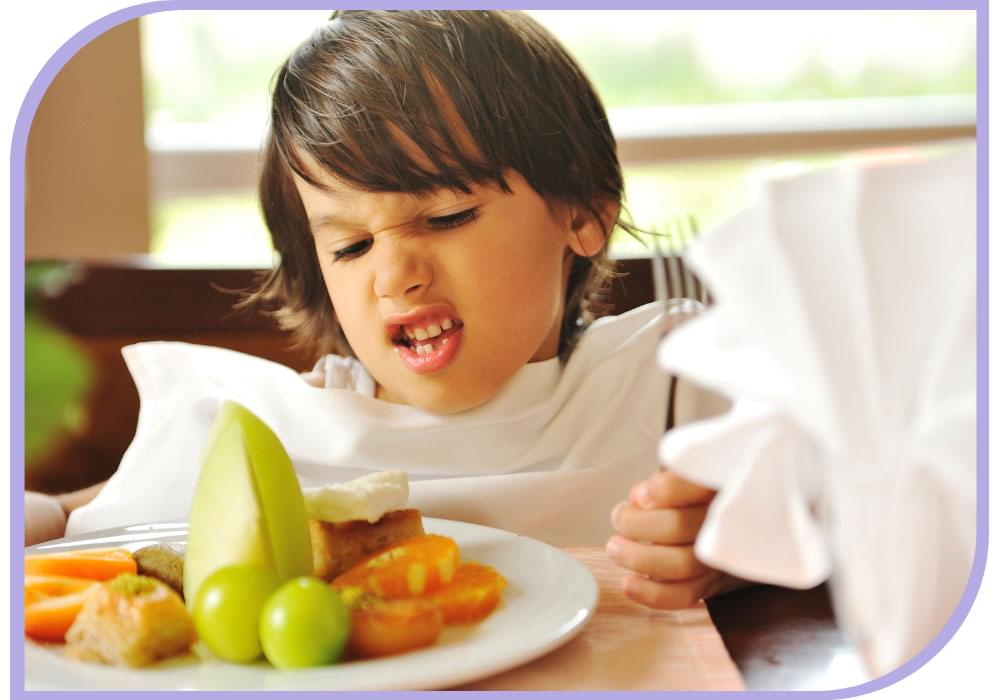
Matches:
[395,382,497,416]
[412,392,491,416]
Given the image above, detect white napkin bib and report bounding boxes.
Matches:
[67,302,683,546]
[657,145,977,676]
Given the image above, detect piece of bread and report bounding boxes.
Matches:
[65,574,196,667]
[310,508,425,581]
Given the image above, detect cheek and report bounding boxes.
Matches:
[317,264,368,339]
[463,247,560,318]
[476,215,567,283]
[504,231,568,303]
[315,265,343,317]
[465,234,567,346]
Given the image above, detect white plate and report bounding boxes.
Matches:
[24,518,598,690]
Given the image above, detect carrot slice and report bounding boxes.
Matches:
[25,588,96,642]
[427,562,506,624]
[347,597,443,658]
[332,534,459,598]
[25,548,137,581]
[25,575,100,607]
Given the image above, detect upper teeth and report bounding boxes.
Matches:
[404,318,454,341]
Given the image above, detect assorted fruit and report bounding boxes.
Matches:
[24,402,506,670]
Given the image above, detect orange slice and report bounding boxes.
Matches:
[347,596,443,658]
[332,534,459,598]
[428,562,506,624]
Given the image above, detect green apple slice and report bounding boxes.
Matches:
[183,401,313,606]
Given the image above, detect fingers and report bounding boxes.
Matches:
[611,501,707,545]
[605,535,710,581]
[629,470,715,509]
[609,469,721,610]
[621,570,722,610]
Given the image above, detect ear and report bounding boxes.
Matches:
[566,199,619,258]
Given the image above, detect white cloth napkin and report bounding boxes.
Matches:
[657,145,977,676]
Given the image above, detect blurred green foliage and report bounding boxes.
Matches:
[24,264,92,466]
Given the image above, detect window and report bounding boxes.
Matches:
[140,10,975,265]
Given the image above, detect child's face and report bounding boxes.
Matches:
[295,164,599,414]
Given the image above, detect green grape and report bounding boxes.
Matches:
[259,577,351,669]
[193,564,278,663]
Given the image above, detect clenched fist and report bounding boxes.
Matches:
[607,469,736,609]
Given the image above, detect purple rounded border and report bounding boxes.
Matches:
[9,1,988,698]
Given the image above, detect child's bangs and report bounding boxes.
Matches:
[273,46,508,196]
[288,115,503,197]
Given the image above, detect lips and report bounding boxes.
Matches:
[383,306,464,374]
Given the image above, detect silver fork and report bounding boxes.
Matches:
[650,216,709,308]
[650,218,708,432]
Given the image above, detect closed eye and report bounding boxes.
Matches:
[332,238,373,261]
[427,207,479,230]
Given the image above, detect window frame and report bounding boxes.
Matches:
[148,95,975,200]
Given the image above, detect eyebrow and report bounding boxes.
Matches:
[308,212,360,231]
[307,186,484,233]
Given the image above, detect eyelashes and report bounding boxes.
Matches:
[330,207,480,262]
[332,239,373,261]
[427,207,479,229]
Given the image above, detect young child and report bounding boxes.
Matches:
[29,10,727,609]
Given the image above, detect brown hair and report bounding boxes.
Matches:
[247,10,630,359]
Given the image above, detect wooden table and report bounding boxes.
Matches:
[457,547,743,690]
[457,547,868,691]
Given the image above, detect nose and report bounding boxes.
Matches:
[372,236,432,300]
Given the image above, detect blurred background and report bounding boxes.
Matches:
[23,10,976,492]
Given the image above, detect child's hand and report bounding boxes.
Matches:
[606,469,730,609]
[24,482,104,546]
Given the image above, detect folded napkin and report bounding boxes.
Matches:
[657,145,977,677]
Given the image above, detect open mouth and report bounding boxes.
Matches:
[390,316,464,355]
